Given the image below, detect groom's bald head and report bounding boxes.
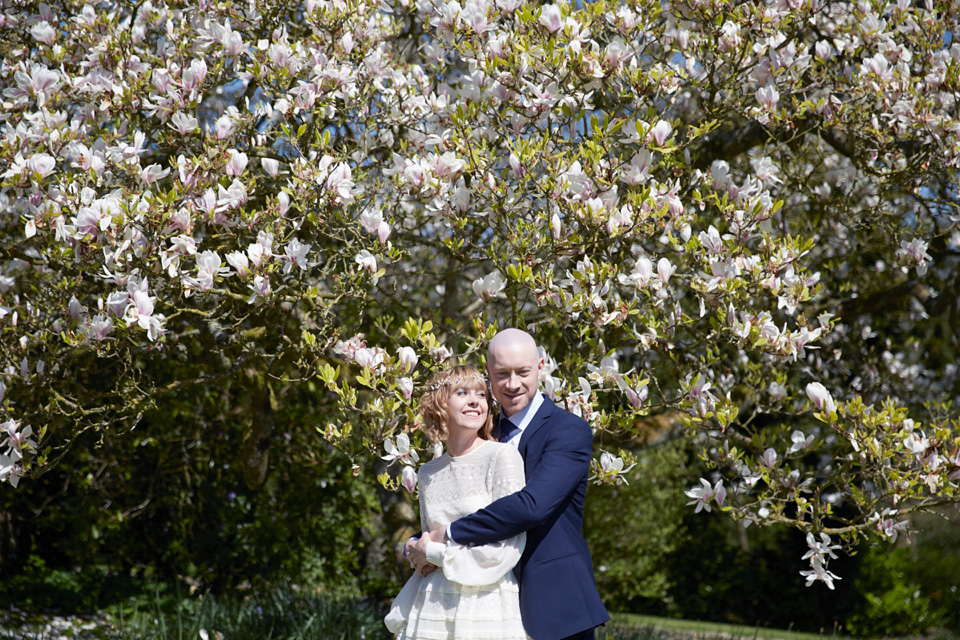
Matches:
[486,328,543,417]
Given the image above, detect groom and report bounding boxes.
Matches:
[407,328,609,640]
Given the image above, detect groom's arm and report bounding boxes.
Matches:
[447,418,592,546]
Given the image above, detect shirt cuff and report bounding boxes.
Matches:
[446,523,457,544]
[401,535,419,561]
[425,541,446,566]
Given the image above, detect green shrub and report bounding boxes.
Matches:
[584,438,690,612]
[846,545,943,637]
[111,587,390,640]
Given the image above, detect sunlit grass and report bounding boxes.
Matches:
[612,613,842,640]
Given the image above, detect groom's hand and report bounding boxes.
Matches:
[428,524,448,543]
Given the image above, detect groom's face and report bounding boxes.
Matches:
[487,341,544,418]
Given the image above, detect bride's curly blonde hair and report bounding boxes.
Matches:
[419,365,493,443]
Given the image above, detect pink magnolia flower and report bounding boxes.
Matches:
[539,4,563,32]
[355,347,386,370]
[551,213,562,239]
[2,420,35,460]
[83,315,114,342]
[215,114,235,139]
[223,29,245,56]
[657,257,676,284]
[397,346,418,373]
[401,465,418,493]
[756,85,780,110]
[805,382,836,414]
[225,150,248,177]
[360,208,391,242]
[0,452,24,488]
[398,377,414,399]
[28,153,56,178]
[355,250,377,274]
[247,275,271,303]
[685,478,726,513]
[226,251,250,277]
[182,59,207,95]
[31,21,57,45]
[13,63,61,107]
[719,21,742,51]
[649,120,673,146]
[186,251,230,293]
[800,557,841,590]
[618,256,653,289]
[170,112,199,135]
[759,447,778,468]
[282,238,311,274]
[140,163,171,185]
[123,288,165,341]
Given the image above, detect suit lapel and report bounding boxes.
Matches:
[518,394,553,456]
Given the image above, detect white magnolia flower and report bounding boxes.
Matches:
[472,271,506,301]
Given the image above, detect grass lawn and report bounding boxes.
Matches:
[613,613,842,640]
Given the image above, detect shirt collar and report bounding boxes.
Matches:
[502,391,544,437]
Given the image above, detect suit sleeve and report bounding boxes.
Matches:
[424,446,526,585]
[449,416,592,546]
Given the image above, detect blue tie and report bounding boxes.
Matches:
[498,418,519,443]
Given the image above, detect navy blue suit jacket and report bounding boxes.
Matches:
[448,395,609,640]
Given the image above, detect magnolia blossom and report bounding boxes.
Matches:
[170,112,199,135]
[805,382,836,414]
[800,557,841,590]
[896,238,932,276]
[657,258,676,284]
[396,346,418,373]
[82,315,114,342]
[685,478,726,513]
[648,120,673,146]
[800,532,842,589]
[382,432,419,466]
[539,4,563,33]
[787,430,814,454]
[397,377,414,399]
[226,251,250,277]
[873,510,908,543]
[2,420,35,460]
[593,451,635,485]
[759,447,778,469]
[28,153,56,178]
[123,288,165,341]
[282,238,312,274]
[359,208,391,243]
[401,465,418,493]
[355,250,378,278]
[247,275,271,303]
[472,271,506,301]
[682,373,716,417]
[354,347,386,370]
[0,452,23,488]
[261,157,280,177]
[184,251,230,293]
[225,150,248,177]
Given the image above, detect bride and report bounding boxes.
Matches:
[385,365,528,639]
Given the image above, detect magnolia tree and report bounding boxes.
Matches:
[2,0,960,590]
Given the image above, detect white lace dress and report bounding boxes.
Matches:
[386,440,528,640]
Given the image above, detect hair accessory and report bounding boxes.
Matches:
[426,373,487,392]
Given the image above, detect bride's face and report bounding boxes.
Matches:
[446,386,488,436]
